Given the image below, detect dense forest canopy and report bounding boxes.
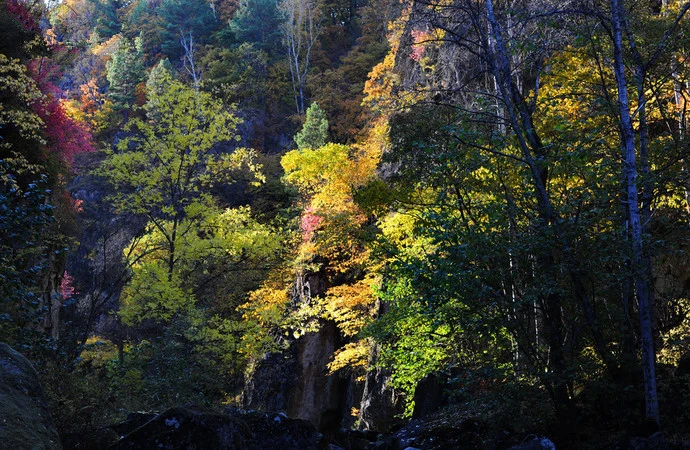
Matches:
[3,0,690,447]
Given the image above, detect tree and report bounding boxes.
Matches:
[227,0,282,55]
[180,30,202,90]
[157,0,217,60]
[0,161,55,347]
[120,0,164,63]
[294,102,328,149]
[93,0,122,40]
[352,0,690,434]
[98,78,280,403]
[363,0,585,427]
[279,0,322,114]
[145,57,175,97]
[0,52,53,347]
[105,35,145,116]
[100,79,262,277]
[144,57,175,121]
[593,0,690,426]
[278,130,381,381]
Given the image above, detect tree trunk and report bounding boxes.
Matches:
[609,0,660,425]
[484,0,575,426]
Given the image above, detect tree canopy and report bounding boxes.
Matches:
[6,0,690,445]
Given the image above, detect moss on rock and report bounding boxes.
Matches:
[0,343,62,449]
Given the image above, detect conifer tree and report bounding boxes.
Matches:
[294,102,328,149]
[105,36,145,115]
[228,0,282,55]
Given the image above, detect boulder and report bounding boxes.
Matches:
[412,373,445,420]
[358,365,403,433]
[0,342,62,449]
[108,406,327,450]
[358,344,404,433]
[676,351,690,377]
[391,416,486,450]
[626,432,669,450]
[243,350,297,413]
[509,436,556,450]
[243,321,347,433]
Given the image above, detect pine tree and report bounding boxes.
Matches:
[105,36,145,114]
[294,102,328,149]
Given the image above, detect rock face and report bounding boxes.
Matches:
[288,320,346,431]
[243,271,408,434]
[0,342,62,449]
[358,341,404,432]
[244,271,349,432]
[411,373,445,420]
[243,320,347,432]
[109,407,326,450]
[243,350,298,413]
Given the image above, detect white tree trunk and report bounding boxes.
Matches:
[609,0,659,425]
[280,0,321,115]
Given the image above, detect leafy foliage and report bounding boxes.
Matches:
[96,76,282,410]
[7,0,690,442]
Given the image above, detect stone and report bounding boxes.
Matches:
[328,428,379,450]
[244,272,350,433]
[628,432,669,450]
[0,342,62,449]
[358,344,404,432]
[676,351,690,377]
[242,350,297,413]
[288,320,345,432]
[108,406,327,450]
[391,415,486,450]
[412,373,445,420]
[509,436,556,450]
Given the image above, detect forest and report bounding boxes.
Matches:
[3,0,690,448]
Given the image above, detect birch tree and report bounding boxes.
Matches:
[598,0,690,426]
[279,0,322,115]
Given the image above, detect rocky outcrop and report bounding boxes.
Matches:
[509,436,557,450]
[412,373,445,420]
[358,344,404,432]
[0,343,62,449]
[391,416,488,450]
[615,432,670,450]
[243,320,347,432]
[108,406,326,450]
[288,320,346,431]
[244,271,349,432]
[243,350,298,413]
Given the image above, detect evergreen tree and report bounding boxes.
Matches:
[157,0,216,59]
[294,102,328,149]
[105,36,145,114]
[228,0,282,55]
[93,0,122,40]
[145,58,175,121]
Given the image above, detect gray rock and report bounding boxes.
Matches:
[412,373,445,420]
[108,406,327,450]
[359,343,404,432]
[244,272,349,433]
[629,432,669,450]
[0,342,62,449]
[510,436,556,450]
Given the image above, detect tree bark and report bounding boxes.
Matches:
[609,0,660,425]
